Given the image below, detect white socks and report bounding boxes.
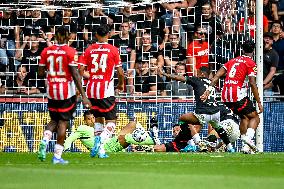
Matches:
[192,133,201,144]
[246,128,255,140]
[188,139,195,146]
[54,144,64,159]
[94,123,104,136]
[100,122,116,144]
[227,143,233,150]
[43,130,52,143]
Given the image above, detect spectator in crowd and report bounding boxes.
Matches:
[109,19,136,94]
[211,16,244,71]
[165,62,193,98]
[264,32,279,85]
[263,32,279,99]
[164,31,187,74]
[187,25,210,76]
[134,58,166,97]
[129,32,164,94]
[21,9,50,37]
[237,0,269,38]
[83,7,109,42]
[15,34,49,94]
[186,0,208,25]
[113,3,138,35]
[137,4,169,48]
[2,65,40,95]
[109,18,136,72]
[0,9,21,72]
[264,72,284,101]
[263,0,279,21]
[196,2,223,45]
[271,21,284,71]
[161,1,188,23]
[55,6,78,48]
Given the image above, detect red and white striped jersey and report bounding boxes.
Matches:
[221,55,257,102]
[39,44,78,100]
[79,43,121,99]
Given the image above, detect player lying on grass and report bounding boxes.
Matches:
[154,104,240,153]
[182,103,240,152]
[64,111,159,156]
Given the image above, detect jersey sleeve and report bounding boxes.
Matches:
[247,60,257,77]
[68,48,78,67]
[79,48,90,67]
[223,59,233,70]
[39,48,47,67]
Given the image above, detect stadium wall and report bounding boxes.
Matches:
[0,101,283,152]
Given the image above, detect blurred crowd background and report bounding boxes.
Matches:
[0,0,283,101]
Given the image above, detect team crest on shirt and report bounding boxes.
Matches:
[74,54,78,61]
[253,66,257,72]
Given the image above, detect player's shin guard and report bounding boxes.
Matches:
[98,122,115,155]
[100,122,116,143]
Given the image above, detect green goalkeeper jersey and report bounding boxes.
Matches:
[64,125,124,153]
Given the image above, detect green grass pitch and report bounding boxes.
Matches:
[0,152,284,189]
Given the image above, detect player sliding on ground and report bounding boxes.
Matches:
[184,103,240,152]
[64,111,160,155]
[159,66,235,152]
[200,40,263,154]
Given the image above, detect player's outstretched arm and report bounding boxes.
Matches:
[158,67,186,82]
[248,76,263,114]
[70,66,92,108]
[200,67,226,102]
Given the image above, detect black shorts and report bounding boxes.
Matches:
[224,97,256,118]
[165,141,188,152]
[89,96,117,120]
[48,95,77,121]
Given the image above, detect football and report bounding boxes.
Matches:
[132,127,147,142]
[221,119,240,143]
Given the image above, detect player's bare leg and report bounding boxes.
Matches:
[179,113,201,147]
[52,120,69,164]
[153,144,167,152]
[241,112,260,153]
[92,118,115,158]
[38,120,57,161]
[179,112,200,125]
[118,121,136,136]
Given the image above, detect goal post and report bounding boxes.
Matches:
[255,0,264,152]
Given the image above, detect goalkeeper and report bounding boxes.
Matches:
[64,111,157,155]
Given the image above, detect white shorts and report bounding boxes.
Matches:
[193,111,220,127]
